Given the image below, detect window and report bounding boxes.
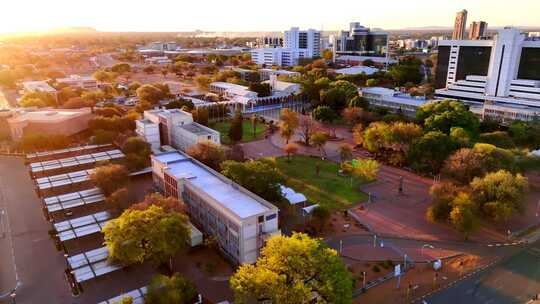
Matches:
[258,215,264,223]
[266,213,277,221]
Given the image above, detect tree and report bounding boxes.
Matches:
[18,133,70,152]
[470,170,528,222]
[111,63,131,74]
[81,90,105,108]
[131,193,186,214]
[479,131,515,149]
[312,205,332,231]
[338,143,353,163]
[112,297,133,304]
[122,136,151,170]
[352,124,364,147]
[103,205,190,269]
[366,78,379,87]
[248,82,272,97]
[408,131,457,173]
[105,187,130,213]
[283,143,299,162]
[450,127,472,147]
[279,109,299,144]
[362,122,390,154]
[322,49,333,61]
[386,122,422,152]
[310,131,329,158]
[341,159,380,181]
[146,273,197,304]
[449,192,480,239]
[442,148,485,184]
[19,91,56,108]
[136,84,166,104]
[298,115,315,146]
[228,110,244,143]
[313,105,337,127]
[250,114,258,138]
[92,69,116,83]
[221,159,284,203]
[195,75,211,90]
[416,100,479,136]
[90,164,129,195]
[426,182,460,223]
[230,233,353,304]
[348,96,368,109]
[192,107,209,126]
[186,141,226,171]
[343,107,370,126]
[165,98,194,111]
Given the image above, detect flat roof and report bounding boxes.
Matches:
[67,246,122,283]
[210,82,249,90]
[335,65,380,75]
[154,151,187,163]
[43,187,105,213]
[180,123,216,136]
[22,80,57,93]
[160,152,275,219]
[8,108,91,124]
[54,211,111,242]
[29,149,124,173]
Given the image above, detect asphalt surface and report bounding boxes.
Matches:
[423,240,540,304]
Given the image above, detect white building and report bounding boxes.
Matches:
[359,87,433,117]
[334,65,380,76]
[56,75,98,90]
[152,150,280,264]
[283,27,321,58]
[136,109,220,151]
[250,48,309,67]
[21,80,57,96]
[435,27,540,122]
[258,68,300,81]
[144,56,172,65]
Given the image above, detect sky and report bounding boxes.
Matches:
[1,0,539,34]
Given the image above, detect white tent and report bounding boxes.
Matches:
[279,185,307,205]
[302,204,319,216]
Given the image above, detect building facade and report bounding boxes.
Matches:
[136,109,220,151]
[283,27,321,58]
[469,21,488,40]
[151,151,280,264]
[57,75,98,90]
[435,27,540,123]
[452,10,468,40]
[359,87,433,117]
[331,22,389,65]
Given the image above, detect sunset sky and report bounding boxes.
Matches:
[1,0,539,33]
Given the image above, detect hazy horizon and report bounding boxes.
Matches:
[2,0,540,34]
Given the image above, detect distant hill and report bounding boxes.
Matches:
[49,27,98,33]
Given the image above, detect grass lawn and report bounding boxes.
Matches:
[210,120,266,144]
[276,155,370,210]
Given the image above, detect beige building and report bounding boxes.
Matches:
[452,9,468,40]
[7,108,93,140]
[56,75,98,90]
[152,150,280,264]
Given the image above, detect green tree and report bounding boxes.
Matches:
[322,49,333,61]
[362,122,390,154]
[146,273,197,304]
[408,131,457,173]
[230,233,353,304]
[479,131,515,149]
[450,192,480,239]
[248,82,272,97]
[195,75,211,90]
[313,105,337,126]
[416,100,480,136]
[426,182,459,223]
[122,136,151,170]
[92,69,116,83]
[221,159,284,203]
[103,205,190,269]
[19,91,56,108]
[348,96,369,109]
[105,187,130,213]
[338,143,353,163]
[165,98,194,111]
[283,142,299,162]
[442,148,485,184]
[111,63,132,74]
[90,164,129,195]
[130,193,185,214]
[228,110,244,143]
[341,158,380,182]
[186,141,226,171]
[191,107,209,126]
[310,131,329,158]
[470,170,528,222]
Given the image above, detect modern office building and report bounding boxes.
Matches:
[136,109,220,151]
[331,22,389,65]
[151,150,280,264]
[435,27,540,123]
[250,27,321,66]
[6,108,93,140]
[56,75,98,90]
[452,10,468,40]
[258,68,300,81]
[283,27,321,58]
[469,21,488,40]
[359,87,433,117]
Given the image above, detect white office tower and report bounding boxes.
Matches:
[284,27,321,58]
[435,27,540,124]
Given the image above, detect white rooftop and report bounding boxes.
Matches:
[335,65,380,75]
[160,152,274,219]
[22,80,57,93]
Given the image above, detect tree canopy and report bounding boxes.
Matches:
[146,273,197,304]
[230,233,353,304]
[103,205,190,266]
[90,163,129,195]
[416,100,479,136]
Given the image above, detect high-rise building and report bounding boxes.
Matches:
[435,27,540,123]
[331,22,389,65]
[452,10,468,40]
[469,21,488,40]
[283,27,321,58]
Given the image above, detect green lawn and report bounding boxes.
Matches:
[210,120,266,145]
[276,155,369,210]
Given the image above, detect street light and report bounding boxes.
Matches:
[421,244,435,263]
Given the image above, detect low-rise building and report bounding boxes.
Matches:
[250,48,309,67]
[152,150,280,264]
[21,80,58,101]
[359,87,433,117]
[56,75,98,90]
[258,68,300,81]
[144,56,172,65]
[6,108,93,140]
[334,65,380,76]
[136,108,220,151]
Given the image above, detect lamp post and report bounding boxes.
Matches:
[421,244,435,263]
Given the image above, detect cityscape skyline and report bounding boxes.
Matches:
[1,0,540,34]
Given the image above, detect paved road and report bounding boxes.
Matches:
[0,156,73,303]
[423,240,540,304]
